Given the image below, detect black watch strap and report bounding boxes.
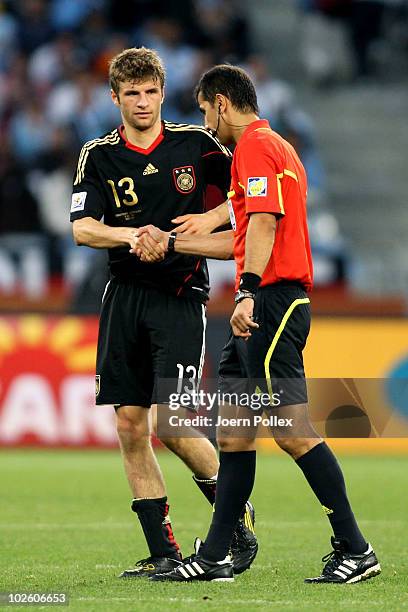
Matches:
[167,231,177,252]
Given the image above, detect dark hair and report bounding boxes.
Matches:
[109,47,165,95]
[195,64,259,114]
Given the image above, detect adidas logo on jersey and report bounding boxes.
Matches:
[143,163,158,175]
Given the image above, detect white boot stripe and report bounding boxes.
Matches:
[217,556,231,565]
[334,569,347,579]
[338,565,352,574]
[192,562,205,574]
[178,566,191,579]
[343,559,358,569]
[184,564,197,576]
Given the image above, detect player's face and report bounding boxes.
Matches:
[197,92,229,144]
[112,78,163,131]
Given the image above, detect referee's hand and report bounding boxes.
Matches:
[230,299,259,339]
[172,212,218,235]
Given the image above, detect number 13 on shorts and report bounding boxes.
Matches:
[176,363,199,394]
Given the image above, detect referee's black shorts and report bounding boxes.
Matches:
[95,279,206,407]
[219,282,311,407]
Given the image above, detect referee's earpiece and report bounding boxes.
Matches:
[218,103,222,115]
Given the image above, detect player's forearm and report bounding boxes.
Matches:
[72,217,135,249]
[244,213,276,276]
[175,230,234,260]
[207,201,230,229]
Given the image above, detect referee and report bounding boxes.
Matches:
[137,65,381,585]
[70,49,257,578]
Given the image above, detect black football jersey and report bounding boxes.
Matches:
[70,120,232,302]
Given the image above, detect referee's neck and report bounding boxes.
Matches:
[230,113,260,144]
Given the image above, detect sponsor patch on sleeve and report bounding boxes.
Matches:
[71,191,87,212]
[247,177,267,197]
[227,199,236,231]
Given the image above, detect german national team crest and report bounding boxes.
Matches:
[95,375,100,398]
[173,166,196,194]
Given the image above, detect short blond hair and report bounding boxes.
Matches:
[109,47,166,95]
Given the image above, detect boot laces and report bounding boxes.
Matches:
[321,548,344,575]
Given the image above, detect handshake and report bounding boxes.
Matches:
[129,224,170,263]
[125,210,218,262]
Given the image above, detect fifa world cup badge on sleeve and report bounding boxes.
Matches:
[247,177,267,197]
[71,192,87,212]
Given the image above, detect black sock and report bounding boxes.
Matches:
[192,475,217,505]
[203,450,256,562]
[296,442,367,553]
[131,497,181,560]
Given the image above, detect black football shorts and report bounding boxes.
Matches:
[219,282,311,407]
[95,279,206,407]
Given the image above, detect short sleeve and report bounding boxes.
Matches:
[200,130,232,195]
[237,139,285,218]
[70,146,105,222]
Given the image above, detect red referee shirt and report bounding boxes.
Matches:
[228,119,313,292]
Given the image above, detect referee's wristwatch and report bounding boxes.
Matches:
[167,231,177,252]
[234,289,256,304]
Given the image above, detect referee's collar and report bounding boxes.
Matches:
[240,119,270,142]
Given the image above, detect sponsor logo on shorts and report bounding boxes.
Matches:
[95,375,100,397]
[247,177,267,197]
[71,191,87,212]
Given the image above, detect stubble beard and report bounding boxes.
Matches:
[126,109,159,132]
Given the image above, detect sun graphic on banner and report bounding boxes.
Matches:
[0,315,97,372]
[0,315,116,447]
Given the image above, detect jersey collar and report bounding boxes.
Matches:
[119,122,164,155]
[238,119,271,144]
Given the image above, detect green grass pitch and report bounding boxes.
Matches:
[1,449,407,611]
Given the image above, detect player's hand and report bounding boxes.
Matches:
[122,228,141,252]
[129,225,169,263]
[230,298,259,339]
[172,212,218,235]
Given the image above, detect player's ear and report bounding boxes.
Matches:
[111,89,120,106]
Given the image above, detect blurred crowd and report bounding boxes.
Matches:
[298,0,408,86]
[0,0,347,309]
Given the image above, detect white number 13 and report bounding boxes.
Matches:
[176,363,197,394]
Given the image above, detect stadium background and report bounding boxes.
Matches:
[1,1,408,609]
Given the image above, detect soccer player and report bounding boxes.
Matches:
[70,48,258,578]
[135,65,381,584]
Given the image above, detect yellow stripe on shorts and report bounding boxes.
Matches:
[264,297,310,398]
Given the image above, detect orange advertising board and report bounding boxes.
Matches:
[0,316,116,447]
[0,315,407,450]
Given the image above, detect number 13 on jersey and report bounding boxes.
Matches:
[107,177,138,207]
